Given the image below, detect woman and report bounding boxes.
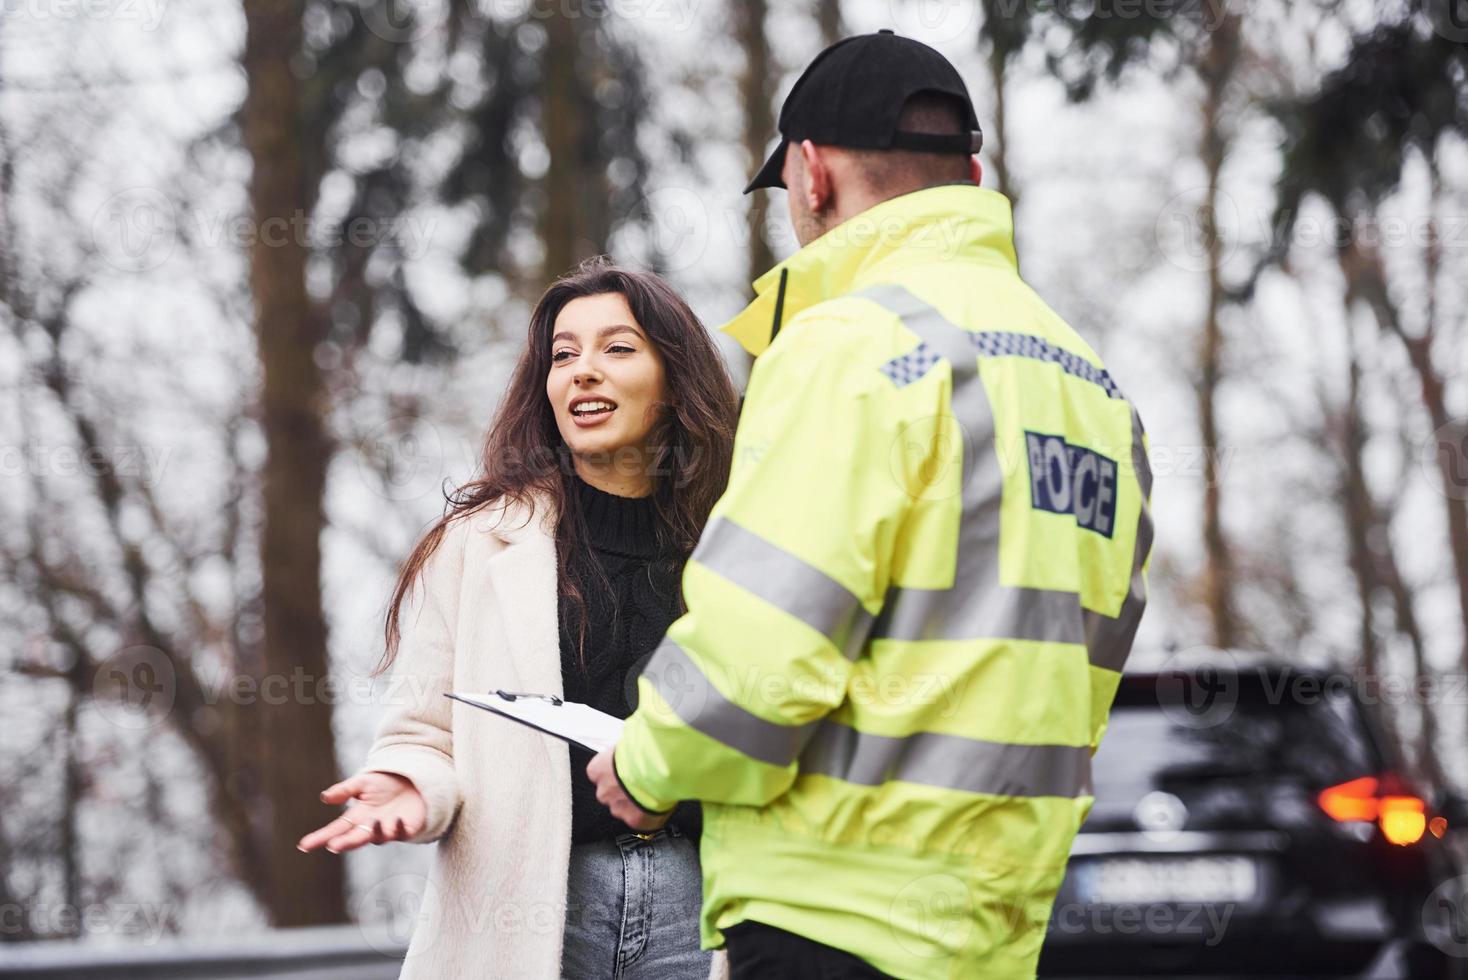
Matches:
[298,257,741,979]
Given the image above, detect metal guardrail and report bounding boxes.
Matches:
[0,924,406,980]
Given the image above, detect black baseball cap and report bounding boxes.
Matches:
[744,30,983,194]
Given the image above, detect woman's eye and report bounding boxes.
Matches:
[552,350,574,362]
[608,345,635,354]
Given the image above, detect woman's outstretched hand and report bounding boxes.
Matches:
[297,772,428,854]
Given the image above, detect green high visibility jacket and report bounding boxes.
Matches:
[614,184,1154,979]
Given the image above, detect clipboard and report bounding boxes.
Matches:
[446,690,624,753]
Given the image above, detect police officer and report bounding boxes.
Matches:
[588,30,1154,979]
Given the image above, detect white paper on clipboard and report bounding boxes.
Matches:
[446,690,624,753]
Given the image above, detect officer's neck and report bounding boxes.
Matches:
[805,178,979,246]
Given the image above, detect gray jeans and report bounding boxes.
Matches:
[561,825,711,979]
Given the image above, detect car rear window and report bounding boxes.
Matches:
[1096,669,1381,796]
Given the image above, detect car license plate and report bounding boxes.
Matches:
[1076,856,1259,904]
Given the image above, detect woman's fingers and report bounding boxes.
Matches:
[379,816,410,842]
[325,814,380,853]
[298,814,360,852]
[299,777,419,853]
[318,775,366,804]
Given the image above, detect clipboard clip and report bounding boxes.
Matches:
[494,689,563,705]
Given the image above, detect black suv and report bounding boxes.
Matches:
[1038,652,1467,978]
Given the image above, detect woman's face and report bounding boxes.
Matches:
[545,292,669,468]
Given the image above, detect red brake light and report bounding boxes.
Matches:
[1317,774,1430,846]
[1318,776,1379,822]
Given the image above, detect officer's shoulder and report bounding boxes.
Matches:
[778,294,909,362]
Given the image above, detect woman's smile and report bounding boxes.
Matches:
[569,396,619,426]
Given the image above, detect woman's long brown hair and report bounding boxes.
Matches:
[372,256,741,677]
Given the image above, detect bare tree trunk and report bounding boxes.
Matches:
[542,3,580,279]
[1337,227,1448,792]
[1379,532,1447,790]
[1342,217,1468,678]
[62,641,84,930]
[5,300,276,918]
[240,0,345,927]
[816,0,843,47]
[1324,317,1408,768]
[983,44,1015,205]
[0,797,33,941]
[1338,328,1378,677]
[1196,4,1241,649]
[1400,338,1468,660]
[977,1,1025,231]
[740,0,775,281]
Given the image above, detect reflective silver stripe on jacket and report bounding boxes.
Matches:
[691,517,874,661]
[640,638,814,768]
[642,628,1095,796]
[800,718,1093,798]
[859,283,1149,672]
[858,284,1092,652]
[1083,405,1154,671]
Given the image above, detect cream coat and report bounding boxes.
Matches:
[358,493,725,980]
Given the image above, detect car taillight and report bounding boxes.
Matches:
[1317,774,1431,845]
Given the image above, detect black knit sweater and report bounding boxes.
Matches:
[558,474,701,844]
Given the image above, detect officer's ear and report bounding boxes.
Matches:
[969,155,983,186]
[797,139,834,216]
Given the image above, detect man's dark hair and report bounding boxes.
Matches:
[847,91,971,191]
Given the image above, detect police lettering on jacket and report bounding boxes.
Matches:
[1024,430,1118,537]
